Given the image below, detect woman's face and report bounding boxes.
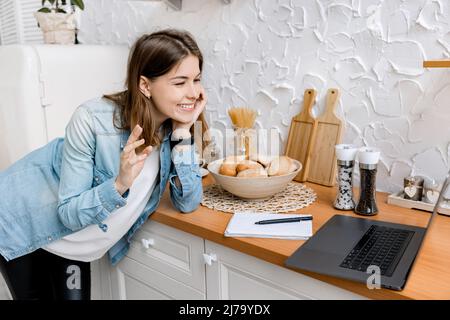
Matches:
[146,55,202,125]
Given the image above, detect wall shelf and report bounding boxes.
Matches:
[163,0,231,11]
[423,60,450,68]
[163,0,181,10]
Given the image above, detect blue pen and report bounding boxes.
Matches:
[255,216,313,225]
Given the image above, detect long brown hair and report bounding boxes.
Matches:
[103,29,209,152]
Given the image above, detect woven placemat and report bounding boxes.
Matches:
[201,182,317,213]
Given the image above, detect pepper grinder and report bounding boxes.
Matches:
[355,147,381,216]
[334,144,358,210]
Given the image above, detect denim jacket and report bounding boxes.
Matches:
[0,97,202,265]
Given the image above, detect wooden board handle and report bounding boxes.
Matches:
[293,89,317,121]
[307,88,343,186]
[318,88,340,123]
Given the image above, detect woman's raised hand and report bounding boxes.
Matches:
[114,125,153,195]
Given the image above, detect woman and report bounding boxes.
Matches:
[0,29,208,300]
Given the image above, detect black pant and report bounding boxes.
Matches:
[0,249,90,300]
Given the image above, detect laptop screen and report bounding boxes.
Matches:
[409,173,450,270]
[425,173,450,230]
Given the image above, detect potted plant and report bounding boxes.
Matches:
[34,0,85,45]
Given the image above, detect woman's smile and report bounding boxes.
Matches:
[177,103,195,111]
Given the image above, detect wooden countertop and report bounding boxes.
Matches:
[150,175,450,300]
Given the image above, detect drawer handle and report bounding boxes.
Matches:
[141,238,155,249]
[203,253,217,266]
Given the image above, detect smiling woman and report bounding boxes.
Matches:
[139,55,205,127]
[0,28,208,300]
[104,29,210,154]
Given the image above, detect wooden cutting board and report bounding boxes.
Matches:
[284,89,317,182]
[307,88,343,186]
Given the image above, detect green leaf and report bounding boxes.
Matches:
[56,8,67,13]
[38,7,52,13]
[48,0,55,5]
[71,0,84,10]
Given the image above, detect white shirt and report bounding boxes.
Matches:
[44,146,160,262]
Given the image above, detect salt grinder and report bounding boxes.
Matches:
[355,147,381,216]
[334,144,358,210]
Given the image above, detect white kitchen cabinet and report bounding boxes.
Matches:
[93,221,366,300]
[91,255,113,300]
[109,255,205,299]
[204,240,366,300]
[103,221,206,300]
[126,221,206,292]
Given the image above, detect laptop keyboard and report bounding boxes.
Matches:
[339,225,414,277]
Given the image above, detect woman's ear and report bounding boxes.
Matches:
[139,76,152,98]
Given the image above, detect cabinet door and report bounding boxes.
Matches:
[106,220,206,300]
[110,256,205,300]
[90,255,113,300]
[205,240,366,300]
[126,220,206,292]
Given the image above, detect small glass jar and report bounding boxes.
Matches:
[233,125,257,160]
[204,136,222,164]
[403,176,424,201]
[422,178,441,204]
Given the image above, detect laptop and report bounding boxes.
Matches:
[285,174,450,291]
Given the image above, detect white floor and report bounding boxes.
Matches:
[0,274,11,300]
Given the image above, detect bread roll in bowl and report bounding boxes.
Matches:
[224,155,246,163]
[249,153,275,167]
[267,156,296,176]
[207,157,302,199]
[218,155,297,178]
[236,168,268,178]
[219,162,238,177]
[218,155,247,177]
[288,160,298,173]
[236,160,263,173]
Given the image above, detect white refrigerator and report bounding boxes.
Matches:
[0,44,129,170]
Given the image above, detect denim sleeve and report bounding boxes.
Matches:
[168,144,203,213]
[57,106,127,231]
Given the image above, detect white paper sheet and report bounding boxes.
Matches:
[224,211,313,240]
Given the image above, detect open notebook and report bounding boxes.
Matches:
[224,211,313,240]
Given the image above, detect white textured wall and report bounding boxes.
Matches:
[78,0,450,193]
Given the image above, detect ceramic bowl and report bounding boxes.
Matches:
[207,158,302,200]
